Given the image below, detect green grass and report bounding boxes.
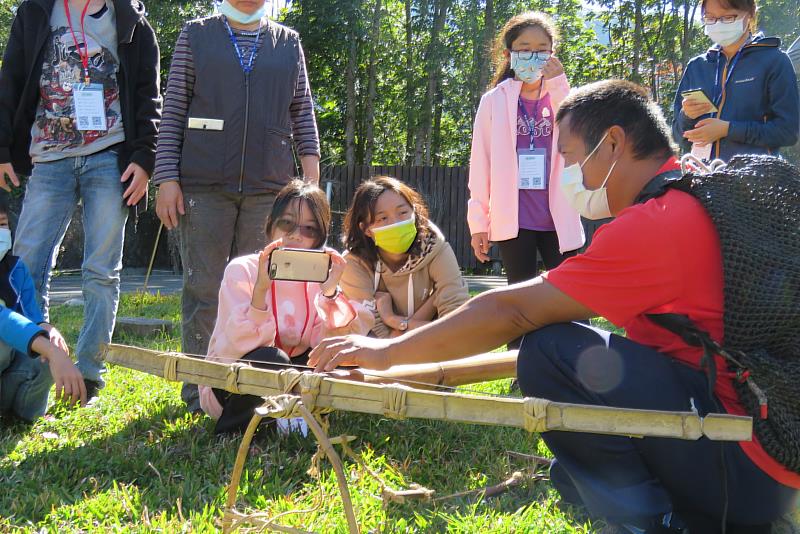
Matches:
[0,292,607,532]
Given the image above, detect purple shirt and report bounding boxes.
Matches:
[516,94,555,232]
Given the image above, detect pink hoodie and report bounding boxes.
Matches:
[198,254,374,419]
[468,75,585,253]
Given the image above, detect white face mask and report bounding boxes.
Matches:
[704,18,746,47]
[560,131,618,220]
[0,228,11,262]
[217,0,267,25]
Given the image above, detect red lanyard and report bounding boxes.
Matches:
[64,0,93,84]
[270,281,311,358]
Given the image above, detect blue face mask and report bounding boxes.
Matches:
[217,0,267,25]
[511,51,550,84]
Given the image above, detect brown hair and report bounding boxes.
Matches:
[701,0,758,30]
[342,176,432,267]
[489,12,559,89]
[264,179,331,249]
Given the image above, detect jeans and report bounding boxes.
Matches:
[0,341,52,422]
[13,148,128,386]
[517,322,798,530]
[177,191,275,407]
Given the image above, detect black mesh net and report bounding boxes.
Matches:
[680,155,800,473]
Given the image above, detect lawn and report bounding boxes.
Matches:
[0,291,612,532]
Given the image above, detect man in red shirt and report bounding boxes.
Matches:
[309,80,798,532]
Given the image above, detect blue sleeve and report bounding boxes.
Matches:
[726,52,800,149]
[17,261,44,325]
[672,61,701,154]
[0,306,46,356]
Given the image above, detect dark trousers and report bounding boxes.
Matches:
[517,323,797,531]
[498,230,573,349]
[178,191,276,408]
[212,347,310,435]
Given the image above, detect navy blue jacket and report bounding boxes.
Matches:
[672,34,799,161]
[0,255,46,356]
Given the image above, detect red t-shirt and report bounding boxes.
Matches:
[544,158,800,488]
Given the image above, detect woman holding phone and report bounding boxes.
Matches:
[672,0,798,162]
[197,180,371,434]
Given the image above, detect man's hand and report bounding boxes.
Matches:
[683,118,730,145]
[0,163,20,192]
[121,162,149,206]
[471,232,490,263]
[155,181,185,230]
[40,323,69,354]
[309,335,393,372]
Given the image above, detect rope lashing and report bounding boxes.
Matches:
[225,362,246,394]
[382,384,409,419]
[523,397,550,433]
[274,369,330,415]
[163,355,178,382]
[298,373,324,409]
[256,394,302,419]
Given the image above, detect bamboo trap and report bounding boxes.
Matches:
[102,343,752,442]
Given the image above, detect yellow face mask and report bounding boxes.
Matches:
[371,215,417,254]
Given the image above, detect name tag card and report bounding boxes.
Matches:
[691,142,712,161]
[518,148,547,190]
[73,84,107,131]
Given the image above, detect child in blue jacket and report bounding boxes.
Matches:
[0,198,85,422]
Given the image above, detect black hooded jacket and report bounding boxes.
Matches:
[0,0,161,176]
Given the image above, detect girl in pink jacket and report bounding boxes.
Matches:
[199,180,372,434]
[468,13,585,342]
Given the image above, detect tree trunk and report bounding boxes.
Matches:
[344,35,358,166]
[414,0,450,166]
[404,0,415,164]
[363,0,383,166]
[431,86,443,166]
[471,0,494,114]
[631,0,643,83]
[681,0,700,69]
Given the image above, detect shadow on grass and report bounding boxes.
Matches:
[0,400,321,527]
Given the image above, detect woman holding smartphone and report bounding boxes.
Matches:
[672,0,798,162]
[198,180,371,434]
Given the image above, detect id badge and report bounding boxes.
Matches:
[517,148,547,190]
[691,142,712,161]
[73,83,107,131]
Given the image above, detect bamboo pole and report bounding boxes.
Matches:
[102,343,752,442]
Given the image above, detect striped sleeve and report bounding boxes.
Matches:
[153,27,195,185]
[289,43,321,157]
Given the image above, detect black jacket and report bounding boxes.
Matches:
[0,0,161,176]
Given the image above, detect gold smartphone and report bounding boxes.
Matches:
[681,89,718,113]
[268,248,331,283]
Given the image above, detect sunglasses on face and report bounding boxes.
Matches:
[275,218,323,241]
